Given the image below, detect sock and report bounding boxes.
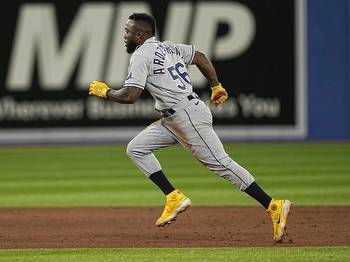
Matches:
[244,181,272,209]
[149,170,175,195]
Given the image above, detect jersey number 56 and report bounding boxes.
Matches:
[167,62,191,90]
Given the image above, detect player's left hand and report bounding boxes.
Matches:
[89,80,110,99]
[211,83,228,105]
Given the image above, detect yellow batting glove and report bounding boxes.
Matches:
[211,83,228,105]
[88,80,110,99]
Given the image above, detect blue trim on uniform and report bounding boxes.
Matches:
[183,109,248,188]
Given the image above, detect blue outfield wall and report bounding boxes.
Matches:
[308,0,350,139]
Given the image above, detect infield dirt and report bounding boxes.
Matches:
[0,207,349,248]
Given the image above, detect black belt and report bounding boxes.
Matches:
[162,94,197,117]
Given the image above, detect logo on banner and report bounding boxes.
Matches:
[6,2,256,91]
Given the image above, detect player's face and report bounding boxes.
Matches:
[124,19,139,54]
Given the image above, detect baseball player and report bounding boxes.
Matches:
[89,13,291,242]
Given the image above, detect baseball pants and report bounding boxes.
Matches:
[126,96,255,191]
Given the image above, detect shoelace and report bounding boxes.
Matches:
[271,212,280,223]
[268,205,281,223]
[164,196,177,213]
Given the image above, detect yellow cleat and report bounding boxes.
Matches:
[266,199,291,242]
[156,189,192,226]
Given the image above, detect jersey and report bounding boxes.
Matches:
[123,37,195,111]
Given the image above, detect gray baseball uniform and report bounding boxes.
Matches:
[125,37,254,191]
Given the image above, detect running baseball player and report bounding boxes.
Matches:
[88,13,291,242]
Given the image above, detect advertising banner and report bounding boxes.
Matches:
[0,0,306,143]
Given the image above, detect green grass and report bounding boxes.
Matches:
[0,247,349,262]
[0,142,349,207]
[0,143,349,260]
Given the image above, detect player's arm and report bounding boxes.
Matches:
[191,51,219,87]
[88,81,143,104]
[106,86,143,104]
[191,51,228,105]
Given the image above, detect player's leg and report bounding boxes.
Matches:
[163,99,291,240]
[126,119,177,193]
[126,120,191,226]
[162,100,256,193]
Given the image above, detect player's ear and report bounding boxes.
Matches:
[136,31,143,41]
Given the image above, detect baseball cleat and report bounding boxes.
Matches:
[266,199,291,242]
[156,189,192,226]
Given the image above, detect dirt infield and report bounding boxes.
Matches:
[0,207,349,249]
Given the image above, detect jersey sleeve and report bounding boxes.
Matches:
[124,54,149,89]
[176,43,195,67]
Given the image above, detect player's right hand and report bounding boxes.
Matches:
[211,83,228,105]
[89,80,110,99]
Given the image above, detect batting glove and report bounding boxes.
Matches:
[89,80,110,99]
[211,83,228,105]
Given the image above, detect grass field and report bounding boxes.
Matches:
[0,247,349,262]
[0,143,349,207]
[0,142,349,261]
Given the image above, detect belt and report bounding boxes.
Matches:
[162,94,197,117]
